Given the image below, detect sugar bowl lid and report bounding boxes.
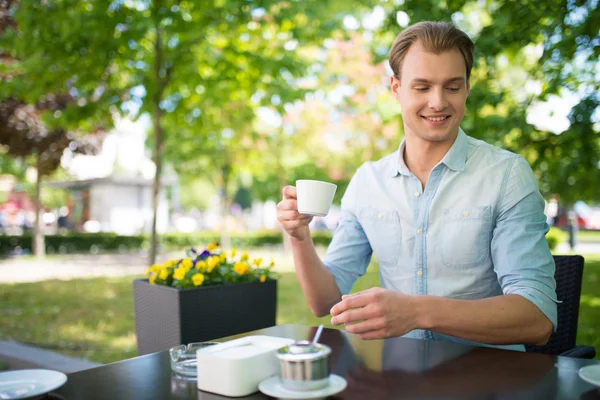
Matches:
[276,340,331,361]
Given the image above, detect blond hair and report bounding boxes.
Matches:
[389,21,474,81]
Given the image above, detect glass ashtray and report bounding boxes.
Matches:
[170,342,219,378]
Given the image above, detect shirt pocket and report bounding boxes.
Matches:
[358,207,402,267]
[441,205,492,270]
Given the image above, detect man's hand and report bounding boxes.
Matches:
[330,287,419,339]
[276,186,313,241]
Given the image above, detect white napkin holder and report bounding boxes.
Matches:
[196,335,295,397]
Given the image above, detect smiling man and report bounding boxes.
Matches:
[276,21,557,350]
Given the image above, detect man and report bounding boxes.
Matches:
[276,21,557,350]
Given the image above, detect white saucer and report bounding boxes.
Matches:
[0,369,67,399]
[258,374,347,399]
[579,365,600,387]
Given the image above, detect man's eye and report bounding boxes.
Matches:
[447,87,460,93]
[415,87,429,92]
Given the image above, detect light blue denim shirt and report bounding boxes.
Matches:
[323,128,558,352]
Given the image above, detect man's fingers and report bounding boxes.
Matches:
[331,308,359,325]
[282,186,297,199]
[330,292,370,316]
[331,302,378,325]
[278,210,310,223]
[343,318,386,335]
[281,219,311,231]
[277,198,298,212]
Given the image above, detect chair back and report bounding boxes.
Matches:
[525,255,584,355]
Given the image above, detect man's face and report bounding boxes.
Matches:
[390,42,470,145]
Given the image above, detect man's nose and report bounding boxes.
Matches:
[428,88,448,111]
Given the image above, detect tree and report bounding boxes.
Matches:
[0,1,98,257]
[8,0,377,264]
[372,0,599,203]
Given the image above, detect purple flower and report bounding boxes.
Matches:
[198,250,211,260]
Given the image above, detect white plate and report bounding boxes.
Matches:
[258,374,347,399]
[0,369,67,399]
[579,365,600,387]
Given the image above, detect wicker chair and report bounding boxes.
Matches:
[525,255,596,359]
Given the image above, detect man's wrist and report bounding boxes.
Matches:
[413,295,436,331]
[289,226,312,245]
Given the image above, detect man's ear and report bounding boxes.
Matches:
[390,76,401,101]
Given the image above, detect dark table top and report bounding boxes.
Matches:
[47,324,600,400]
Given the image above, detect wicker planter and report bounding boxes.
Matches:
[133,279,277,355]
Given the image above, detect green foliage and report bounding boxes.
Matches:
[546,227,567,251]
[233,185,252,210]
[0,231,333,256]
[177,178,214,212]
[160,230,333,250]
[159,231,277,250]
[375,0,599,204]
[0,233,146,256]
[0,228,567,256]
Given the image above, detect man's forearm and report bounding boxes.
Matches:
[290,228,341,317]
[416,294,553,345]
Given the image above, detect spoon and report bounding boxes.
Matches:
[312,324,324,345]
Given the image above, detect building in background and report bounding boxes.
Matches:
[48,115,179,235]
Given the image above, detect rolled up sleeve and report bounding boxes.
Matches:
[323,167,373,295]
[491,157,558,331]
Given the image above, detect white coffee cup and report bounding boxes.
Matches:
[296,180,337,217]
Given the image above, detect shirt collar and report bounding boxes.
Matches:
[393,140,410,177]
[441,128,468,172]
[392,128,468,177]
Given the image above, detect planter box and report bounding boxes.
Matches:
[133,279,277,355]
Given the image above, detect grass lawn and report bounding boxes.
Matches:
[578,230,600,243]
[0,257,598,364]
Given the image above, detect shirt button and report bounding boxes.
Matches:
[414,191,420,197]
[378,213,383,219]
[463,211,470,217]
[417,269,423,276]
[417,228,423,235]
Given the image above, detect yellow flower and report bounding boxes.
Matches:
[253,257,263,267]
[148,264,161,274]
[230,248,237,258]
[149,275,157,284]
[207,242,218,251]
[260,274,266,283]
[173,268,186,280]
[220,253,227,263]
[180,258,193,270]
[164,259,178,268]
[192,273,205,286]
[207,256,220,273]
[234,262,249,275]
[196,261,207,272]
[269,259,275,269]
[159,268,170,281]
[240,252,249,261]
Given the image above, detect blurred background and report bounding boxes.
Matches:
[0,0,598,367]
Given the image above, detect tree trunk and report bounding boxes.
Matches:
[219,162,231,249]
[33,151,45,258]
[276,130,292,253]
[149,25,165,266]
